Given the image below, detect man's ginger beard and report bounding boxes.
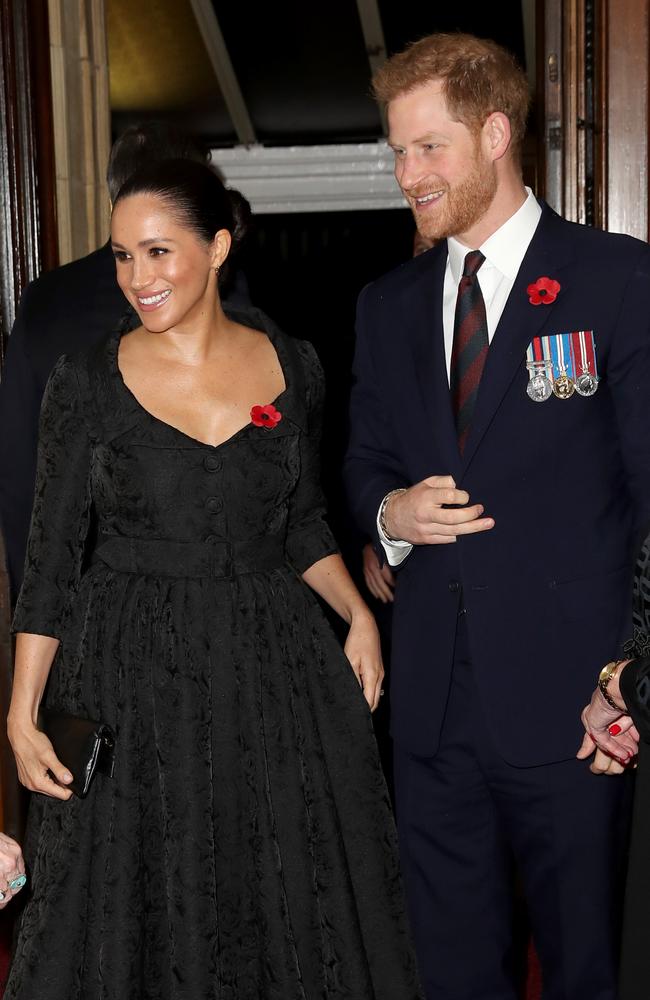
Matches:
[405,145,498,243]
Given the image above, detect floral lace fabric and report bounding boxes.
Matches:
[7,309,422,1000]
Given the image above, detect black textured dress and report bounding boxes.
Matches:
[618,534,650,1000]
[7,309,422,1000]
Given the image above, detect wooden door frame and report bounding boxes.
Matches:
[605,0,649,239]
[0,0,57,838]
[539,0,649,240]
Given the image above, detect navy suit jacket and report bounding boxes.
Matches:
[344,203,650,765]
[0,243,126,601]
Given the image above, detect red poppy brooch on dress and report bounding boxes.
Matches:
[527,276,561,305]
[251,403,282,428]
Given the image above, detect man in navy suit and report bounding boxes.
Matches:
[345,32,650,999]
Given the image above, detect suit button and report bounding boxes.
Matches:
[206,496,223,513]
[204,534,220,544]
[204,455,222,472]
[448,580,460,593]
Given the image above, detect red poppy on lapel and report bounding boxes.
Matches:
[251,403,282,428]
[527,276,561,305]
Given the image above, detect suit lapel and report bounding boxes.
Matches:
[460,204,576,473]
[405,243,462,479]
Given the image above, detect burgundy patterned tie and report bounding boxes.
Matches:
[450,250,488,452]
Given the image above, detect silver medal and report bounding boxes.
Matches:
[574,331,599,397]
[526,370,553,402]
[575,370,599,397]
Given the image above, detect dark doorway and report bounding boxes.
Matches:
[242,207,415,567]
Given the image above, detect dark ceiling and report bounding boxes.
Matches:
[108,0,530,147]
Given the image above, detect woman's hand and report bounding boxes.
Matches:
[576,664,640,766]
[344,612,385,712]
[301,554,385,710]
[7,716,73,800]
[0,833,26,909]
[362,543,395,604]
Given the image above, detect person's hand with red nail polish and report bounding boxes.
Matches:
[577,659,640,768]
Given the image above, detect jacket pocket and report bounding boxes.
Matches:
[550,564,632,622]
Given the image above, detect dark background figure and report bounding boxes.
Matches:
[0,122,250,604]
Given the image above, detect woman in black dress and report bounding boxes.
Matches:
[578,534,650,1000]
[6,160,421,1000]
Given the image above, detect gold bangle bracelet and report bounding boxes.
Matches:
[598,659,623,711]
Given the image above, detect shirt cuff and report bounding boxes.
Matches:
[376,505,413,567]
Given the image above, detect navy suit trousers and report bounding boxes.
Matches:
[394,615,632,1000]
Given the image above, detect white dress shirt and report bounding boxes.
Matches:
[378,189,542,566]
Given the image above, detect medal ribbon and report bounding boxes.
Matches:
[580,330,598,376]
[569,330,598,379]
[558,333,574,377]
[542,335,558,378]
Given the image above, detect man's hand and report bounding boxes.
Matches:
[589,748,632,775]
[362,542,395,603]
[384,475,494,545]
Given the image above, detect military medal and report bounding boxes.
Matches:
[572,330,599,397]
[525,360,553,402]
[551,333,575,399]
[553,371,575,399]
[527,368,553,402]
[526,330,598,402]
[525,342,553,402]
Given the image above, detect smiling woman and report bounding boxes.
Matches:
[5,159,422,999]
[109,161,287,448]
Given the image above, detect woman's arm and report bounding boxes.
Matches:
[303,553,384,712]
[7,355,93,800]
[7,633,73,799]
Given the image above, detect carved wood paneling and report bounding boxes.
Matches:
[541,0,648,240]
[605,0,649,239]
[539,0,607,228]
[538,0,564,213]
[0,0,40,359]
[48,0,111,264]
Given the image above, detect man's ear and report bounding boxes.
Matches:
[482,112,512,162]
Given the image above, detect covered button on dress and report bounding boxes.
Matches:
[7,307,422,1000]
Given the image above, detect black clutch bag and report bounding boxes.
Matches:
[38,709,116,798]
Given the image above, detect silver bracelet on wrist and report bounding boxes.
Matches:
[378,488,407,542]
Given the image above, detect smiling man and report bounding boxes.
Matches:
[344,32,650,1000]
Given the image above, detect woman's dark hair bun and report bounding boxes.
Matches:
[226,188,252,257]
[112,159,253,291]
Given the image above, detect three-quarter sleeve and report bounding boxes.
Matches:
[12,355,92,639]
[285,342,338,575]
[620,657,650,744]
